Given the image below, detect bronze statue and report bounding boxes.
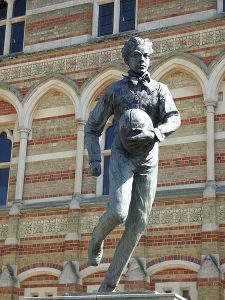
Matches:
[84,37,181,292]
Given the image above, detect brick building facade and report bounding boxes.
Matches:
[0,0,225,299]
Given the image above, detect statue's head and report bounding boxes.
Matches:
[121,37,153,75]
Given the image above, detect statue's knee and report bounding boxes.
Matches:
[110,211,127,224]
[136,214,148,231]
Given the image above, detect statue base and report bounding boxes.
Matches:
[24,292,186,300]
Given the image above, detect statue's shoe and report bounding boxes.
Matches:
[88,239,104,266]
[98,281,116,292]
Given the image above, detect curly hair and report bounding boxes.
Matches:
[121,37,153,61]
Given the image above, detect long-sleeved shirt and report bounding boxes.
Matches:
[85,74,181,163]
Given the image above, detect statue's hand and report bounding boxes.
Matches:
[89,161,102,177]
[126,129,156,152]
[128,128,155,142]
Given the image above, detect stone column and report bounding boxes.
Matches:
[59,195,82,293]
[14,128,30,202]
[202,100,218,236]
[199,101,221,300]
[202,100,218,251]
[203,100,217,198]
[74,119,85,196]
[4,128,30,247]
[61,119,84,292]
[197,254,221,300]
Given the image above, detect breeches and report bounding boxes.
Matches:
[107,144,159,231]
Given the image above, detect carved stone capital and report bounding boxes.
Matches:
[18,127,31,139]
[70,194,82,209]
[203,180,217,198]
[204,99,217,107]
[9,199,23,216]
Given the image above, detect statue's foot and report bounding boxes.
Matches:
[88,238,104,266]
[98,281,116,292]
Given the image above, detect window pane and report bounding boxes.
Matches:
[98,3,114,36]
[224,0,225,12]
[10,22,25,53]
[0,0,7,20]
[0,26,5,55]
[182,290,191,300]
[119,0,136,32]
[13,0,26,17]
[0,168,9,205]
[105,123,115,150]
[0,132,12,163]
[103,156,110,195]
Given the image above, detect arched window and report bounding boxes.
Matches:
[0,0,7,20]
[0,131,12,205]
[103,122,115,195]
[13,0,26,17]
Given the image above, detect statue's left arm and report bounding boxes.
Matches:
[154,83,181,142]
[84,86,114,165]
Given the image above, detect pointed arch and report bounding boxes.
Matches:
[208,51,225,101]
[80,66,124,120]
[147,260,200,277]
[17,267,61,283]
[151,53,208,100]
[79,263,110,279]
[23,75,80,128]
[0,83,22,121]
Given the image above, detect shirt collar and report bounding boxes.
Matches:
[123,71,155,93]
[128,71,150,81]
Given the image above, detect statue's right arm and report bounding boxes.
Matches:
[84,89,114,176]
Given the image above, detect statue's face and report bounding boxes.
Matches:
[126,44,150,75]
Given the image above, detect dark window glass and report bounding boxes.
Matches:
[0,132,12,163]
[105,123,115,149]
[223,0,225,12]
[13,0,26,17]
[98,3,114,36]
[119,0,136,32]
[182,290,191,300]
[10,22,25,53]
[0,26,5,55]
[0,168,9,205]
[0,0,7,20]
[103,156,110,195]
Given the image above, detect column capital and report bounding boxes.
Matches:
[203,180,217,198]
[204,99,217,107]
[18,127,31,138]
[76,119,86,132]
[75,118,86,126]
